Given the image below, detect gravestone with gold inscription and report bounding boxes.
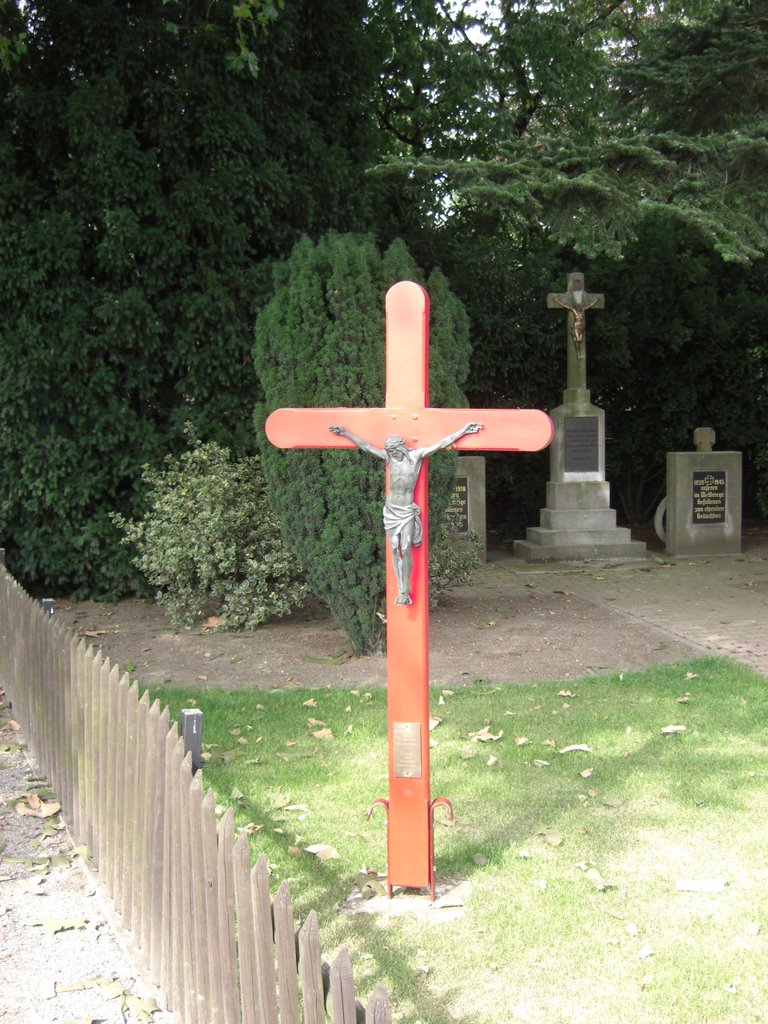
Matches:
[447,456,486,559]
[662,428,742,556]
[514,271,647,562]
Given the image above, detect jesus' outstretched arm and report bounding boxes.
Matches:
[418,422,483,458]
[329,425,386,460]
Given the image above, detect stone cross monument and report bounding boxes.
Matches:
[266,281,553,898]
[514,271,646,562]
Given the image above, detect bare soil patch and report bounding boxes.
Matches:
[52,566,695,692]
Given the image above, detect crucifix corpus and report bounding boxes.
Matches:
[266,281,553,899]
[547,271,604,393]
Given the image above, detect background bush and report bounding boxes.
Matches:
[112,432,307,629]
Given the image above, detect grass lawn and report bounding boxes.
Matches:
[149,656,768,1024]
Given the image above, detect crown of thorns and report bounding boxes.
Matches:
[384,435,406,451]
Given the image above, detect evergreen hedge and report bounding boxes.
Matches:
[254,234,470,654]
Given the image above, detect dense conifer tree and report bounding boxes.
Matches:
[253,234,470,654]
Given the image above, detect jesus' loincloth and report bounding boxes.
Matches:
[382,501,423,546]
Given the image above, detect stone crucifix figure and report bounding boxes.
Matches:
[329,423,482,605]
[547,271,604,395]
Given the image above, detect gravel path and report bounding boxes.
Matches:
[0,716,174,1024]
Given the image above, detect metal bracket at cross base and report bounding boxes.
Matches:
[367,796,454,901]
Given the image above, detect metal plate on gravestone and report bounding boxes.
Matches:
[692,471,726,524]
[392,722,423,779]
[447,476,469,533]
[564,416,599,472]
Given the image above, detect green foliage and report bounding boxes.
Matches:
[112,431,307,629]
[0,0,384,596]
[585,214,768,522]
[253,234,471,655]
[374,1,768,264]
[428,525,482,608]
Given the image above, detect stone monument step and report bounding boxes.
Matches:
[523,526,638,547]
[513,536,648,563]
[539,508,617,531]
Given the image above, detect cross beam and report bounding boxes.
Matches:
[266,281,553,897]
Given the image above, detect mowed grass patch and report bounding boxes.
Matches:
[149,656,768,1024]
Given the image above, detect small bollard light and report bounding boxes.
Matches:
[180,708,203,774]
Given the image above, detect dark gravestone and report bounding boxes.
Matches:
[692,471,727,524]
[564,416,599,472]
[447,476,469,533]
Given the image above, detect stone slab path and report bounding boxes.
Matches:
[491,547,768,678]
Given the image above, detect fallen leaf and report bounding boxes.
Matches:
[203,616,225,630]
[533,759,550,768]
[543,739,557,748]
[306,717,325,727]
[486,755,499,767]
[685,672,699,680]
[312,728,334,740]
[17,876,45,894]
[638,943,655,959]
[123,993,161,1023]
[535,827,563,847]
[579,768,593,779]
[302,699,318,707]
[32,916,87,936]
[558,690,575,697]
[469,726,503,743]
[515,736,530,746]
[305,844,339,860]
[660,725,687,735]
[345,724,353,735]
[82,629,106,638]
[585,868,612,891]
[15,798,60,818]
[441,689,454,697]
[7,719,20,732]
[429,716,442,731]
[559,744,592,754]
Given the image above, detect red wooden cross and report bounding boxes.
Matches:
[266,281,553,898]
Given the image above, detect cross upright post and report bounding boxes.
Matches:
[266,281,553,898]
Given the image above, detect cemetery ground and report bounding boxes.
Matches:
[2,524,767,1023]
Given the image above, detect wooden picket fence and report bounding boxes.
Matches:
[0,564,391,1024]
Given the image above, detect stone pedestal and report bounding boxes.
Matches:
[664,451,742,556]
[514,387,646,562]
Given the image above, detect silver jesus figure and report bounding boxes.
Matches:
[329,423,483,605]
